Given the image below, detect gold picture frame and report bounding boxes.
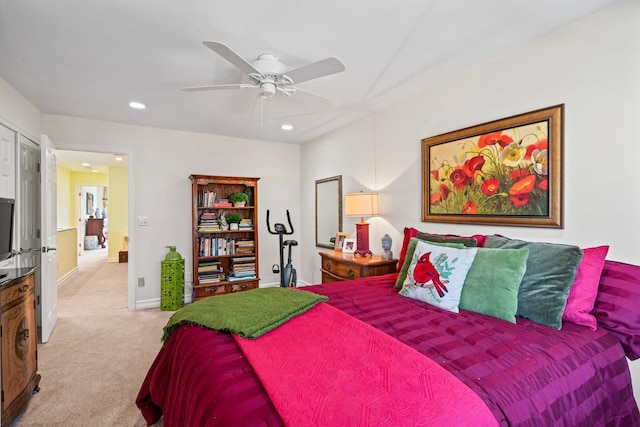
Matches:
[422,104,563,228]
[334,232,350,251]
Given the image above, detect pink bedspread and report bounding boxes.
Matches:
[137,274,640,426]
[235,303,497,427]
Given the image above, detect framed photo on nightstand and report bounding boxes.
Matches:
[334,232,349,251]
[342,238,356,254]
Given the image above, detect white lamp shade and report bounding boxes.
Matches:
[345,192,379,217]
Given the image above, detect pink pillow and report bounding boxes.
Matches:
[562,246,609,330]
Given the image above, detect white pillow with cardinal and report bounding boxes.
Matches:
[399,240,478,313]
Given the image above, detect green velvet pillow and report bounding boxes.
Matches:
[394,238,464,290]
[484,235,583,329]
[458,247,529,323]
[416,232,478,248]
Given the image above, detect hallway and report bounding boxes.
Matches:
[14,249,172,426]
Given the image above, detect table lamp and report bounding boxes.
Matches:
[345,192,379,257]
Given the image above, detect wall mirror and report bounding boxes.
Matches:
[315,175,342,249]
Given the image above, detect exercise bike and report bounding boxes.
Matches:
[266,209,298,287]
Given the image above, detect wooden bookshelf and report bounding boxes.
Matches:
[189,175,260,300]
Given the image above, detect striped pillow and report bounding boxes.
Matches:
[592,260,640,360]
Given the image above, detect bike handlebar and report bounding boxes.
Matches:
[266,209,294,235]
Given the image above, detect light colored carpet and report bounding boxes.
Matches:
[14,249,173,426]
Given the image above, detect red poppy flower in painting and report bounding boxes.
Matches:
[538,178,548,191]
[440,184,450,201]
[481,178,500,196]
[463,155,485,177]
[431,170,439,181]
[509,174,536,196]
[525,138,548,160]
[478,132,514,148]
[509,194,530,207]
[430,192,442,206]
[510,169,530,182]
[449,167,470,190]
[461,201,477,214]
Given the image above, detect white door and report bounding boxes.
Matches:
[18,136,41,324]
[40,135,58,343]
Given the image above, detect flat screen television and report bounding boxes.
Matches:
[0,198,15,262]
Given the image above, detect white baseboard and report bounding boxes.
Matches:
[135,293,194,310]
[57,267,79,287]
[260,280,313,288]
[135,298,160,310]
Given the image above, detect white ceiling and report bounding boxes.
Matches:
[54,150,127,174]
[0,0,620,146]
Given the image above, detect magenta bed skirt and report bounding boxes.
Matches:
[137,274,640,426]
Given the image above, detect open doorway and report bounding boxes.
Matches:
[55,150,129,295]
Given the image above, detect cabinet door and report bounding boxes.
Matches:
[1,291,36,413]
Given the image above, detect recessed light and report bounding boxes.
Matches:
[129,101,146,110]
[81,162,90,167]
[115,156,123,162]
[281,124,293,131]
[92,169,99,173]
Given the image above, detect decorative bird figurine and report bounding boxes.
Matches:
[413,252,448,297]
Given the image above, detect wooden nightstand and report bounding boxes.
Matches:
[319,250,397,283]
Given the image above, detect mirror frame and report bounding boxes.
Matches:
[315,175,343,249]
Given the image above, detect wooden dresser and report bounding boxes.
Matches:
[0,268,40,426]
[319,250,397,283]
[86,218,106,248]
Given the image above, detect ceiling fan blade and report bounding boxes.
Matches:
[203,41,261,76]
[181,84,255,92]
[284,58,345,85]
[289,87,339,107]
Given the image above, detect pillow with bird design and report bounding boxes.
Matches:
[395,238,465,290]
[399,240,477,313]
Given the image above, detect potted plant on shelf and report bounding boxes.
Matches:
[226,214,242,230]
[229,192,250,207]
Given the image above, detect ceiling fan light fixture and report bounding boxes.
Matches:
[260,82,276,98]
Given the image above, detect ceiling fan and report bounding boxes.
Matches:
[182,41,345,106]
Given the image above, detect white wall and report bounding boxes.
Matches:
[42,114,301,306]
[301,0,640,405]
[0,77,42,141]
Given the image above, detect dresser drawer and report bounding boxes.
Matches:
[0,274,34,307]
[319,251,398,284]
[322,258,362,280]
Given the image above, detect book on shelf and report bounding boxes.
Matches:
[198,190,217,207]
[238,218,253,230]
[214,198,232,207]
[235,239,255,253]
[228,275,257,282]
[199,237,237,256]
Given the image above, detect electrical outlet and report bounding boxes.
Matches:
[185,272,192,282]
[138,277,145,287]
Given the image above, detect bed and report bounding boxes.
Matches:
[137,232,640,426]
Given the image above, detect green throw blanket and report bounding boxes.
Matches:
[162,287,328,343]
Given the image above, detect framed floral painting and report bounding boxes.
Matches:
[422,104,563,228]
